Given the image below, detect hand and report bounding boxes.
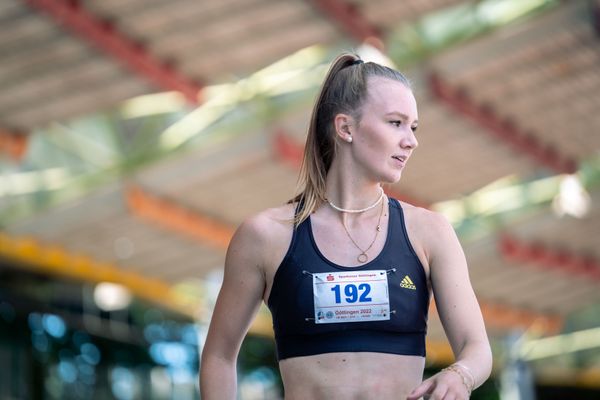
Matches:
[406,369,470,400]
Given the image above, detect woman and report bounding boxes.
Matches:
[200,53,492,399]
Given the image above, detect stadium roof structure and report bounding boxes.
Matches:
[1,0,600,386]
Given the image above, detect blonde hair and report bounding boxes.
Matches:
[289,53,411,225]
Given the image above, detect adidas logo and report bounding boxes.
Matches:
[400,275,416,290]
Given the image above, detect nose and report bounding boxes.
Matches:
[400,128,418,150]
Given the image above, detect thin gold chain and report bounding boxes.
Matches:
[341,198,385,263]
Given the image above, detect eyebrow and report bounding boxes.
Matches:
[385,112,418,124]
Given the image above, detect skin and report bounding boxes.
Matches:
[200,76,492,399]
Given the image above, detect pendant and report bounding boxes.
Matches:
[357,253,368,263]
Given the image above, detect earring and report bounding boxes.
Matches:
[346,136,353,143]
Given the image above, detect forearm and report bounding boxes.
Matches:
[453,339,493,389]
[200,355,237,400]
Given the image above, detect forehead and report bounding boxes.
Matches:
[363,76,418,120]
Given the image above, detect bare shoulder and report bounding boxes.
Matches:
[400,201,452,235]
[230,203,296,268]
[398,201,457,262]
[239,203,296,243]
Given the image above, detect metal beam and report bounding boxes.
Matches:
[479,301,562,334]
[308,0,382,47]
[0,128,28,162]
[273,130,304,170]
[431,298,563,335]
[429,73,578,175]
[499,234,600,281]
[23,0,203,103]
[520,325,600,361]
[0,231,195,318]
[125,186,235,250]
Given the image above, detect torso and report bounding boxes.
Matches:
[280,352,425,400]
[257,199,434,399]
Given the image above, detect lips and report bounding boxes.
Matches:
[392,155,407,162]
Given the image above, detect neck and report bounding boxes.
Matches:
[324,157,383,213]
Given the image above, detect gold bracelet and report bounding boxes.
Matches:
[442,364,474,394]
[454,362,476,388]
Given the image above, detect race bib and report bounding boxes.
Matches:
[313,270,390,324]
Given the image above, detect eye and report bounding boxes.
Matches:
[390,120,402,127]
[411,125,418,133]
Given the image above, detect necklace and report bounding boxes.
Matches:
[327,187,384,213]
[341,198,385,263]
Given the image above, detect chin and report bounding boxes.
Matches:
[379,170,403,184]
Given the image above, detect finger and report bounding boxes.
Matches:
[406,379,435,400]
[428,383,449,400]
[442,392,457,400]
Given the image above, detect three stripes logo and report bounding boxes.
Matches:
[400,275,416,290]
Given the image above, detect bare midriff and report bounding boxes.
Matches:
[279,352,425,400]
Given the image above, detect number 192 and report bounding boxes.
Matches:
[331,283,372,303]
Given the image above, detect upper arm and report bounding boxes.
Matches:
[202,216,268,361]
[426,213,488,355]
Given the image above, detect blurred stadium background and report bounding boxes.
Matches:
[1,0,600,398]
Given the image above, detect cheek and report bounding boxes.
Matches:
[356,137,390,172]
[366,133,393,157]
[356,136,383,162]
[354,122,394,164]
[359,125,388,149]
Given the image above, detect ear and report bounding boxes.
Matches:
[333,113,355,143]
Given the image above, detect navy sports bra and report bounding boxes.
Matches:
[267,198,430,360]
